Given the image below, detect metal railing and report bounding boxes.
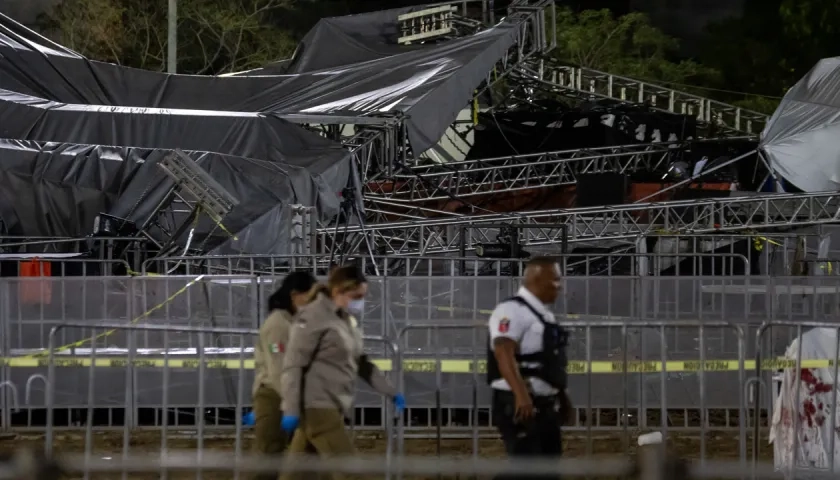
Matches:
[1,313,840,477]
[0,232,819,278]
[1,275,840,472]
[140,251,753,277]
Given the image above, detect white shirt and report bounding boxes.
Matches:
[488,286,559,396]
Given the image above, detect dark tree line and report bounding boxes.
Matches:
[36,0,839,114]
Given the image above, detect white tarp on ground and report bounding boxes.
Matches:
[770,327,840,472]
[761,57,840,192]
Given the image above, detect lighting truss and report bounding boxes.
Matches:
[510,58,769,137]
[397,6,457,44]
[366,139,756,204]
[157,150,239,225]
[134,150,239,253]
[320,191,840,255]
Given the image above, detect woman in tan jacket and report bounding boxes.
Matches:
[250,271,316,480]
[279,265,405,480]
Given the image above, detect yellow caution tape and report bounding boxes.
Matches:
[0,357,831,373]
[21,274,207,359]
[392,303,630,319]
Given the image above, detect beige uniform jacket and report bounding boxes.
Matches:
[280,292,396,417]
[253,309,294,398]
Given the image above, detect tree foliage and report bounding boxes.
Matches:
[779,0,840,41]
[550,7,719,87]
[697,0,838,114]
[38,0,297,74]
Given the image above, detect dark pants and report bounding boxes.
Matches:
[252,385,287,480]
[281,408,355,480]
[493,389,563,480]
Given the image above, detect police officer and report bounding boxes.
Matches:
[250,271,317,480]
[487,257,572,478]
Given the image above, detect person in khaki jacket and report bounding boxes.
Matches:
[251,271,317,480]
[279,265,405,480]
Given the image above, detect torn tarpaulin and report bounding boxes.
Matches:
[0,11,518,154]
[0,139,344,255]
[0,88,355,221]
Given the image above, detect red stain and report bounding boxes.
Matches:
[803,399,817,427]
[800,369,833,394]
[796,370,834,429]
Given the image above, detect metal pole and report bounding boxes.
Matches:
[167,0,177,73]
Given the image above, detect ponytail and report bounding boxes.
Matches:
[304,283,329,304]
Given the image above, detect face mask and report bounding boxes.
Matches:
[347,298,365,314]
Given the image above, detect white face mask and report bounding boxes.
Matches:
[347,298,365,314]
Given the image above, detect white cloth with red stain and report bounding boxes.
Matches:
[770,328,840,471]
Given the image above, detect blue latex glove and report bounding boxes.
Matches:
[281,415,299,434]
[243,411,255,426]
[393,393,406,414]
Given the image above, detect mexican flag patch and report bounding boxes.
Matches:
[269,343,284,353]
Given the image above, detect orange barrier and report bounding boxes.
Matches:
[19,257,52,304]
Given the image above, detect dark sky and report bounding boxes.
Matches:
[1,0,746,44]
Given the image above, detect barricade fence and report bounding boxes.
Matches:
[140,251,756,277]
[0,233,826,277]
[3,275,840,420]
[1,275,840,469]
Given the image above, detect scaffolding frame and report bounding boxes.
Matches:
[319,191,840,256]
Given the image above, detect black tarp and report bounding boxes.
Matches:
[0,10,519,153]
[468,100,698,158]
[0,88,353,222]
[0,139,334,255]
[284,7,429,73]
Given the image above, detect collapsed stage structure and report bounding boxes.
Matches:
[1,0,837,276]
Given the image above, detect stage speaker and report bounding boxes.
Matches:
[576,173,629,207]
[92,213,138,237]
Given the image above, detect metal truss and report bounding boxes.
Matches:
[313,0,554,183]
[342,126,404,181]
[366,138,757,204]
[510,59,769,137]
[321,192,840,255]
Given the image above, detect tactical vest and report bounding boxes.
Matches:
[486,296,569,391]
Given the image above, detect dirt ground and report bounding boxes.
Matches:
[0,429,773,480]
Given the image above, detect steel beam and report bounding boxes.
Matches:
[369,138,755,202]
[321,192,840,255]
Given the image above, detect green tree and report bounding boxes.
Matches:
[777,0,840,76]
[779,0,840,44]
[697,0,840,114]
[550,7,719,87]
[38,0,297,74]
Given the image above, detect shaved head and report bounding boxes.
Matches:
[523,257,562,304]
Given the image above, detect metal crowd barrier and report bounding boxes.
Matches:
[2,317,840,476]
[140,252,752,277]
[42,323,258,458]
[750,320,840,470]
[394,320,750,460]
[0,231,823,278]
[3,276,840,475]
[7,274,840,430]
[19,322,398,468]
